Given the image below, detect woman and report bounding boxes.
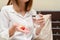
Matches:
[0,0,45,40]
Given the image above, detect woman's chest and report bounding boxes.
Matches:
[9,13,34,28]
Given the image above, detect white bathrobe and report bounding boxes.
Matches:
[0,5,53,40]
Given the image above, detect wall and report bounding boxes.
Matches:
[0,0,8,9]
[32,0,60,11]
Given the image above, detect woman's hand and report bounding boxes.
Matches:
[9,23,30,37]
[9,23,17,37]
[36,14,45,27]
[36,14,45,35]
[16,25,30,34]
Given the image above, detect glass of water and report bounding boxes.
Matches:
[32,12,41,28]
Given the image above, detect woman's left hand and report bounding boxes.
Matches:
[36,14,45,28]
[35,14,45,35]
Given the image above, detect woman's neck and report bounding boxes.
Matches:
[13,3,26,16]
[19,3,25,12]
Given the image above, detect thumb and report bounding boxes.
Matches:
[13,23,18,27]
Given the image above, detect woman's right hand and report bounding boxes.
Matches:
[9,23,18,37]
[9,23,29,37]
[16,25,30,34]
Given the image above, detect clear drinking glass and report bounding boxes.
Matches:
[32,12,40,28]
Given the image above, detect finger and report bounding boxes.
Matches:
[37,17,44,20]
[16,27,25,33]
[24,30,30,34]
[36,20,44,25]
[40,22,45,27]
[39,14,43,17]
[16,27,29,34]
[13,23,19,27]
[37,20,44,24]
[32,17,36,20]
